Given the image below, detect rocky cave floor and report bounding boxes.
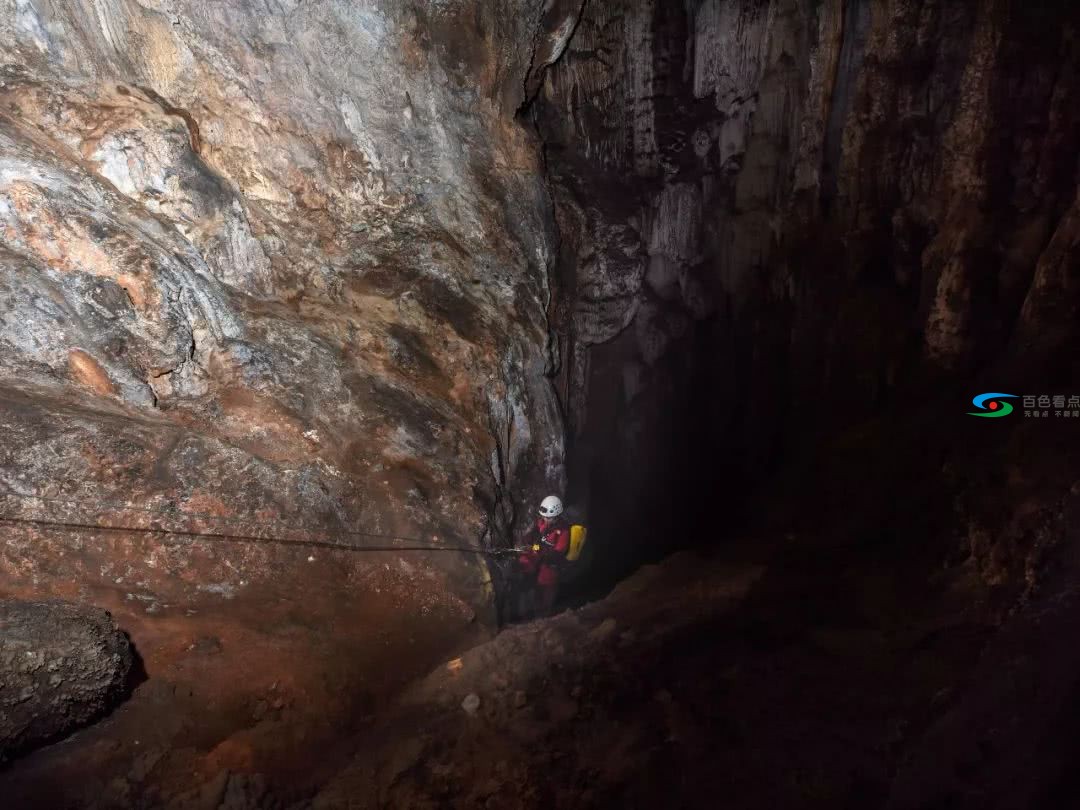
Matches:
[3,404,1077,810]
[0,541,931,810]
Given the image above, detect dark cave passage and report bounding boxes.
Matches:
[535,0,1080,611]
[1,1,1079,808]
[560,315,755,602]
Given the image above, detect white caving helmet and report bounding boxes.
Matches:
[538,495,564,519]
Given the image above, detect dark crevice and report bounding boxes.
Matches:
[516,0,590,119]
[820,0,871,215]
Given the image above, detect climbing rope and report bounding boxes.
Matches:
[2,486,455,546]
[0,487,525,557]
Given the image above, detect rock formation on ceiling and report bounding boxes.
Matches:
[531,0,1079,582]
[0,1,590,621]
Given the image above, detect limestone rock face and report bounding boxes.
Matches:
[535,0,1080,572]
[0,1,585,614]
[1,0,1076,631]
[0,599,133,760]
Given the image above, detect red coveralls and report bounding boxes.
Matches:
[518,517,570,615]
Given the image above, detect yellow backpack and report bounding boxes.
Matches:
[567,524,587,561]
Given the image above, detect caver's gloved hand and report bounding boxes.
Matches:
[518,539,541,574]
[537,535,566,566]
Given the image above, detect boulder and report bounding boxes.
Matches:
[0,600,134,760]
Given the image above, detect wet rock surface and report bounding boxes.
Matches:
[0,600,133,760]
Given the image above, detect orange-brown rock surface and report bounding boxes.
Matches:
[0,0,588,627]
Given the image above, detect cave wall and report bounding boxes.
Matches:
[535,0,1080,576]
[0,0,1076,612]
[0,0,585,619]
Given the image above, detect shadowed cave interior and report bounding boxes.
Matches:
[0,1,1078,808]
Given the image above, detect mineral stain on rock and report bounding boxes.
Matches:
[68,349,117,397]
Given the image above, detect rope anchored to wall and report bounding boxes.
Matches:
[0,487,524,557]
